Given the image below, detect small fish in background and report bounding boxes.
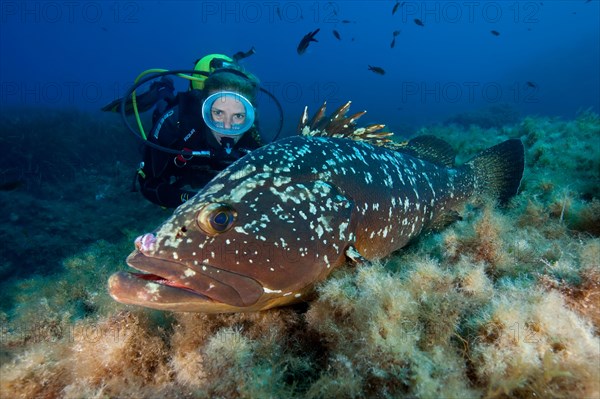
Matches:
[333,29,341,40]
[232,46,256,62]
[101,26,108,32]
[390,30,401,48]
[414,18,425,27]
[526,81,538,88]
[393,1,406,15]
[297,28,320,55]
[341,19,356,24]
[276,6,282,20]
[491,30,500,36]
[368,65,385,75]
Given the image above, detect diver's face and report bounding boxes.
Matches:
[210,97,246,129]
[202,91,255,145]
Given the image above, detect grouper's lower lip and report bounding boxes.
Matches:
[107,251,215,310]
[120,250,212,299]
[111,251,265,311]
[108,271,215,311]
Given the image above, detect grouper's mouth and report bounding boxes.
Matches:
[129,271,209,297]
[108,251,264,312]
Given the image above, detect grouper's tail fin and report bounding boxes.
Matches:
[466,139,525,205]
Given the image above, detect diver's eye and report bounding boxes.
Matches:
[211,109,224,120]
[196,203,237,235]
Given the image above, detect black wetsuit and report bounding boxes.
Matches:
[138,90,262,208]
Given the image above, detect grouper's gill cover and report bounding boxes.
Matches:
[108,101,524,313]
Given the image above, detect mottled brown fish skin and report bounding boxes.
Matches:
[108,134,503,313]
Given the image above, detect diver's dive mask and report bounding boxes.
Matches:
[201,91,255,139]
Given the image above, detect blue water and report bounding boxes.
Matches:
[1,1,598,134]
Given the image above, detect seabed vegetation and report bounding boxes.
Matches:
[0,106,598,398]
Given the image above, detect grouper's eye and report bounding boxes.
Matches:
[197,203,237,235]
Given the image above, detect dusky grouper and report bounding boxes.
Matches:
[109,102,524,312]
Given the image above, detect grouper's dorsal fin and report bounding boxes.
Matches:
[394,135,457,168]
[298,101,395,148]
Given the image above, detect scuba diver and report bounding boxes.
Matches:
[104,53,279,208]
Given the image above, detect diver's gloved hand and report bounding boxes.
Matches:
[154,77,175,98]
[101,77,175,114]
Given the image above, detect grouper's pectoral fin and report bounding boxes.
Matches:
[345,245,368,265]
[429,210,463,231]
